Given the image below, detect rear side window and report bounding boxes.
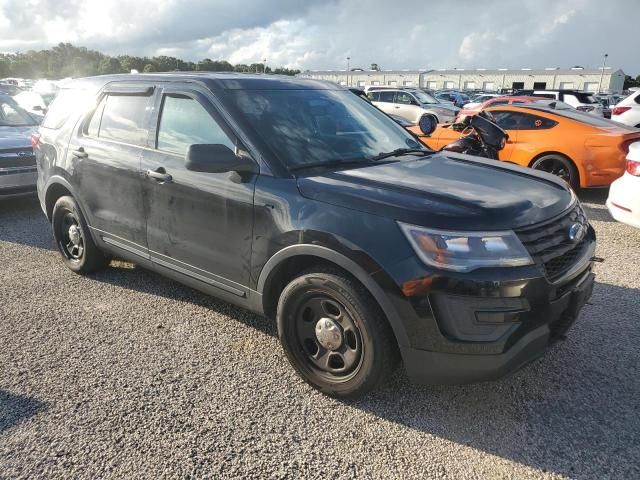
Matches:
[42,89,92,129]
[156,94,234,155]
[91,94,151,146]
[367,91,380,101]
[491,111,557,130]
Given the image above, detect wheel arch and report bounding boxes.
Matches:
[528,151,582,188]
[257,245,410,349]
[43,176,99,243]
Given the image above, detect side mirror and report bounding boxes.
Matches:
[418,114,437,136]
[32,105,44,112]
[185,144,256,175]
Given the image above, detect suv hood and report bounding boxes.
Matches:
[297,153,574,231]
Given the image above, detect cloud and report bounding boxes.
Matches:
[0,0,638,74]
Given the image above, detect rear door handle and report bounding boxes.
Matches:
[146,168,172,183]
[72,148,88,158]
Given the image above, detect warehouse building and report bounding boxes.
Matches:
[298,67,626,93]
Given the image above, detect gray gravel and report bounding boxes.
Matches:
[1,190,639,480]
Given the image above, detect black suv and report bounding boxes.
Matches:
[35,73,596,398]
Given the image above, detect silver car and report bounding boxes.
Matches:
[0,93,38,196]
[367,88,459,124]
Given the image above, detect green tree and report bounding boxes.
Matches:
[99,57,122,74]
[143,63,156,73]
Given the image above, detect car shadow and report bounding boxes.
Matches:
[347,280,640,479]
[0,390,47,434]
[577,188,617,223]
[0,194,55,251]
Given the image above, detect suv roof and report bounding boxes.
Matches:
[62,72,337,91]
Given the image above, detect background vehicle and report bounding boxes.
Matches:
[456,96,569,120]
[607,142,640,228]
[13,91,48,120]
[611,90,640,128]
[462,93,503,109]
[410,103,640,188]
[434,91,470,108]
[0,82,23,96]
[522,89,605,117]
[36,73,594,398]
[0,93,38,196]
[368,88,458,123]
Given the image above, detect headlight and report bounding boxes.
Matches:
[398,222,533,272]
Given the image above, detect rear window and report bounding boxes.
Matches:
[88,94,151,146]
[42,88,93,129]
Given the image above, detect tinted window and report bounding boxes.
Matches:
[99,94,150,146]
[42,88,92,129]
[491,111,557,130]
[490,99,509,106]
[157,95,234,155]
[367,91,380,101]
[377,91,395,103]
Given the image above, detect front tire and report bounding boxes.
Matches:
[51,195,110,274]
[276,267,398,398]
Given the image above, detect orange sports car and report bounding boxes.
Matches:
[409,103,640,188]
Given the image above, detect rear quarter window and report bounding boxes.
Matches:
[93,94,151,146]
[42,88,93,129]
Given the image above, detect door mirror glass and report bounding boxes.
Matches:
[185,144,256,174]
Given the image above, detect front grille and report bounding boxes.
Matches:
[0,147,35,168]
[516,203,591,281]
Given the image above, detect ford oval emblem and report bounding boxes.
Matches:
[568,223,585,243]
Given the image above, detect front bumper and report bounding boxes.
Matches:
[380,232,596,385]
[401,270,594,384]
[0,166,37,196]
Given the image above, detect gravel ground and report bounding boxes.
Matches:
[0,190,639,480]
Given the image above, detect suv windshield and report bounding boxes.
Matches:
[223,89,422,170]
[0,95,36,127]
[412,90,439,104]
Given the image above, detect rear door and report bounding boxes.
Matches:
[67,84,154,255]
[370,90,397,116]
[140,83,256,296]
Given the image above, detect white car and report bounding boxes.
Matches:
[611,90,640,128]
[367,88,459,124]
[607,142,640,228]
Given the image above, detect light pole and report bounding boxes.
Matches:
[346,57,350,86]
[263,58,267,74]
[598,53,608,93]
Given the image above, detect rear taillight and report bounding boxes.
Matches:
[31,132,40,149]
[627,159,640,176]
[612,106,631,116]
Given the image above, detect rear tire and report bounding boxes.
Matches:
[51,196,110,274]
[276,267,399,398]
[530,154,579,190]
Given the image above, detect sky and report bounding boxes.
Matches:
[1,0,639,75]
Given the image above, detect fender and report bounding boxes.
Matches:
[256,244,410,348]
[42,175,101,245]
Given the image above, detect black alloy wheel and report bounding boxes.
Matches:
[530,154,579,189]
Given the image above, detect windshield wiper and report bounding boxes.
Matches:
[369,148,433,162]
[289,158,374,173]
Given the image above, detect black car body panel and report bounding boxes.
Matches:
[36,73,596,386]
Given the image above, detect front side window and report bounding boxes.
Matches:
[491,111,557,130]
[97,94,151,146]
[157,94,235,155]
[395,92,414,105]
[222,89,421,170]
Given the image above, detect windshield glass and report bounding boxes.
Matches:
[0,95,36,126]
[413,90,439,104]
[223,89,422,170]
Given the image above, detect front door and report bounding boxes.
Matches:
[141,85,256,296]
[68,86,154,254]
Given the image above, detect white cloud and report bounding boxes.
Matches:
[0,0,638,74]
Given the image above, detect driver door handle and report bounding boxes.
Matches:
[72,147,88,159]
[146,168,172,183]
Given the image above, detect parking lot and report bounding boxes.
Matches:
[0,190,638,479]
